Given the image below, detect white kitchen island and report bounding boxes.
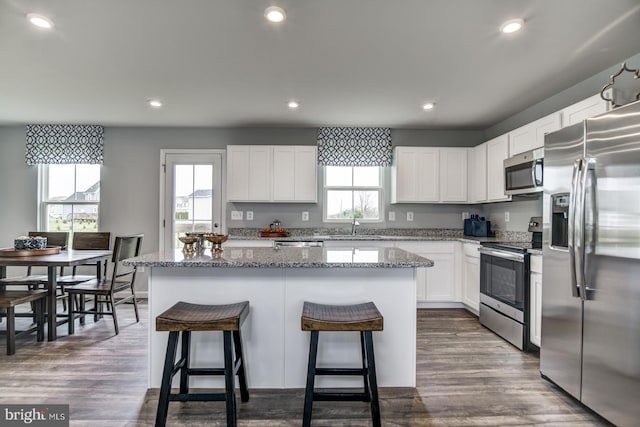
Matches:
[124,246,433,389]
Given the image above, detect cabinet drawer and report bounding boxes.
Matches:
[530,255,542,273]
[462,242,480,257]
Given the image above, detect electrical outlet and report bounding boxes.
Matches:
[505,211,510,222]
[302,211,309,221]
[231,210,243,220]
[388,211,396,221]
[246,211,254,221]
[407,212,414,222]
[462,212,470,220]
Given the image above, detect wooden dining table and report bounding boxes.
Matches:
[0,250,112,341]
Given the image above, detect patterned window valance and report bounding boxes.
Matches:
[317,127,392,167]
[25,124,104,165]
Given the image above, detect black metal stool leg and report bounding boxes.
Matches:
[180,331,191,394]
[303,330,319,427]
[233,330,250,402]
[364,331,381,427]
[223,331,237,427]
[155,331,179,427]
[360,331,371,400]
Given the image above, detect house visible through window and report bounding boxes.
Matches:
[324,166,382,221]
[39,164,101,233]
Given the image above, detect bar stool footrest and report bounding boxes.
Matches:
[187,367,226,376]
[169,393,226,402]
[315,367,366,376]
[314,392,371,402]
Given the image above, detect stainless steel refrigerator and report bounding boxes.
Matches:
[541,99,640,426]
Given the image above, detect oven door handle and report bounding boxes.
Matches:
[478,248,526,262]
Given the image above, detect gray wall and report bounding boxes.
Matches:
[2,51,640,253]
[0,126,483,254]
[0,126,37,247]
[485,52,640,139]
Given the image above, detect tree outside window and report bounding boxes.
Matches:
[324,166,382,221]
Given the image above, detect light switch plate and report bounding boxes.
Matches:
[302,211,309,221]
[505,211,510,222]
[462,212,470,220]
[231,210,243,220]
[388,211,396,221]
[407,212,414,221]
[246,211,254,221]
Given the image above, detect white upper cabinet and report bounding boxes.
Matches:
[392,147,438,202]
[227,145,271,202]
[226,145,251,201]
[561,92,609,127]
[468,142,487,203]
[227,145,317,203]
[272,146,318,202]
[439,148,468,202]
[508,112,561,156]
[486,134,511,202]
[247,146,272,201]
[392,146,466,203]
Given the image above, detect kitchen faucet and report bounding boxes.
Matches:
[351,217,360,235]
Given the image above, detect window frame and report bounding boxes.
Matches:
[323,166,384,223]
[37,164,101,233]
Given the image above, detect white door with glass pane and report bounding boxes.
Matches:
[162,152,223,251]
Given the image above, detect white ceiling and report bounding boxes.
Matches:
[1,0,640,129]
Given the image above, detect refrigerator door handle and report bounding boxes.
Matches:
[568,158,582,298]
[574,157,590,301]
[583,159,597,300]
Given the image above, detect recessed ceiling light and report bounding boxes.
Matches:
[500,18,524,34]
[422,102,435,111]
[148,99,163,108]
[288,100,299,109]
[26,13,54,29]
[264,6,287,23]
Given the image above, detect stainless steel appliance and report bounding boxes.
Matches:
[274,240,323,248]
[504,148,544,195]
[479,243,530,350]
[541,100,640,427]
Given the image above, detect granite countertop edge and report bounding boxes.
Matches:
[123,247,434,268]
[124,260,435,268]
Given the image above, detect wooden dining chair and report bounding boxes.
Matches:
[0,231,70,321]
[66,234,143,335]
[57,232,111,285]
[0,232,70,287]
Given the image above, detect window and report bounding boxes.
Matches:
[324,166,382,222]
[39,164,101,233]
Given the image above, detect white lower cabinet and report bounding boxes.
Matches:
[461,243,480,314]
[323,240,392,248]
[529,255,542,347]
[396,241,458,303]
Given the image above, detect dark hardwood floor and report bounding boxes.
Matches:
[0,303,609,426]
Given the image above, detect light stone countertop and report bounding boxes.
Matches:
[123,246,435,268]
[226,229,543,253]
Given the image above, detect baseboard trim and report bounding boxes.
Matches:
[416,301,465,309]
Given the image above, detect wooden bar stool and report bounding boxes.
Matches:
[0,290,47,355]
[301,301,384,427]
[155,301,250,427]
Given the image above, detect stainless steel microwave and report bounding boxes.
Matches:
[504,148,543,195]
